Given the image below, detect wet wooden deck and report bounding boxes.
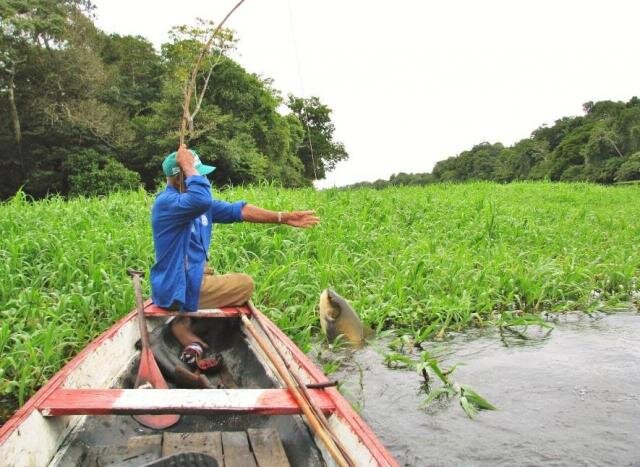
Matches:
[80,429,290,467]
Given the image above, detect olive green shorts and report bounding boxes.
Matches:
[198,267,254,308]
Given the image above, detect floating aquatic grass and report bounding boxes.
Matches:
[416,351,496,419]
[384,345,497,419]
[1,181,639,421]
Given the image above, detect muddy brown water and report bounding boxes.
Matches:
[330,311,640,467]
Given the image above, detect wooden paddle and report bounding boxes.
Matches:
[127,269,180,429]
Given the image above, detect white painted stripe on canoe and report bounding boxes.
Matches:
[121,388,260,410]
[39,388,336,416]
[62,315,141,390]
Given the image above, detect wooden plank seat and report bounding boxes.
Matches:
[143,303,249,319]
[38,388,336,417]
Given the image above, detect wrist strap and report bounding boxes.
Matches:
[277,211,283,223]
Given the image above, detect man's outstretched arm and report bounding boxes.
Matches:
[241,205,320,228]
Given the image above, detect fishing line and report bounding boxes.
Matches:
[286,0,319,181]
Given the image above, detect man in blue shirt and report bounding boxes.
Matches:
[151,145,319,364]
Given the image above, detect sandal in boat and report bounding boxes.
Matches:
[179,342,204,366]
[195,352,223,372]
[180,342,223,373]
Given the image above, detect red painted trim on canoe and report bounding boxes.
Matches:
[246,305,399,467]
[144,304,247,318]
[38,388,335,416]
[0,309,138,444]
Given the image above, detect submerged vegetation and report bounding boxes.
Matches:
[1,181,640,421]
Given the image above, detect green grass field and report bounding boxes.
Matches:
[1,181,639,421]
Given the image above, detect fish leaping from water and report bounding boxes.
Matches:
[319,289,372,347]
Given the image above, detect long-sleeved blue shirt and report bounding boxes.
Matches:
[150,175,246,311]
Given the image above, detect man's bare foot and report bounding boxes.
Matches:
[170,317,208,349]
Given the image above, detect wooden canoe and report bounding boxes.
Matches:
[0,301,397,466]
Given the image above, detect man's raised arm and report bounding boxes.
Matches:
[156,145,212,224]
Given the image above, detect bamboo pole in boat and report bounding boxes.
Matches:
[240,313,353,467]
[246,301,354,462]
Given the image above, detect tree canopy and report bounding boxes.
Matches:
[0,2,347,198]
[350,97,640,189]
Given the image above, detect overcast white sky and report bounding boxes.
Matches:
[92,0,640,188]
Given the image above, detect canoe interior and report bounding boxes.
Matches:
[52,317,324,466]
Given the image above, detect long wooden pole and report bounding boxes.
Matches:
[241,313,353,467]
[179,0,246,146]
[247,301,354,463]
[177,0,246,192]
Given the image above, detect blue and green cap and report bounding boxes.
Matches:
[162,150,216,177]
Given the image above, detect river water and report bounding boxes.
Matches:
[331,312,640,466]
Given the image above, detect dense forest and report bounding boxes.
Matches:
[0,1,347,199]
[351,97,640,189]
[4,3,639,199]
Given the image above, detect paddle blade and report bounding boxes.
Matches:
[133,347,180,429]
[135,348,170,389]
[133,413,180,430]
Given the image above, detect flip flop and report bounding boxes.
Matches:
[180,342,223,373]
[179,342,204,366]
[195,352,223,372]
